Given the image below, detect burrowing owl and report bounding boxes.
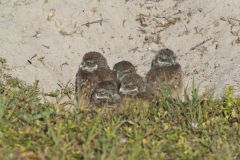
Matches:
[75,52,115,104]
[90,80,121,106]
[146,48,183,97]
[113,60,136,82]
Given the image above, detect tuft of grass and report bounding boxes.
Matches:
[0,62,239,160]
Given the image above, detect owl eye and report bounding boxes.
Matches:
[88,61,93,65]
[125,83,131,88]
[123,69,130,74]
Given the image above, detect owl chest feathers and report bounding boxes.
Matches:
[146,63,182,89]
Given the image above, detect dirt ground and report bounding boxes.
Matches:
[1,0,240,97]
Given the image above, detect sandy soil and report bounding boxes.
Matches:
[1,0,240,97]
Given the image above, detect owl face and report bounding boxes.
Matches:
[79,60,98,72]
[151,48,177,68]
[119,73,146,97]
[81,52,109,71]
[119,82,139,96]
[91,81,121,106]
[113,61,136,81]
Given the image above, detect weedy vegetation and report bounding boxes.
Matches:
[0,58,239,160]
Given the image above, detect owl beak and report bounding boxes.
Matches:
[79,62,98,72]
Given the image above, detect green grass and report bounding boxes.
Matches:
[0,58,240,160]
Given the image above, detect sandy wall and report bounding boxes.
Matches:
[1,0,240,97]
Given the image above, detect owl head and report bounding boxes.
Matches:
[80,51,109,72]
[119,73,146,97]
[90,81,121,106]
[113,60,136,81]
[151,48,177,68]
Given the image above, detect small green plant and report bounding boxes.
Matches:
[0,61,239,159]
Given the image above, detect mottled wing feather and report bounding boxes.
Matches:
[96,68,116,82]
[75,70,99,104]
